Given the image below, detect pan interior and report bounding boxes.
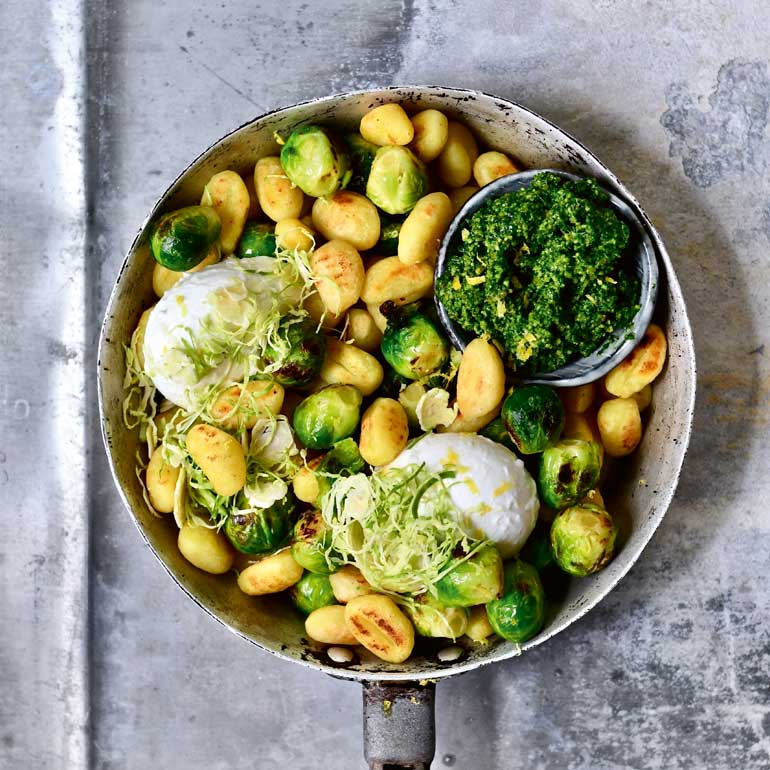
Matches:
[98,86,695,682]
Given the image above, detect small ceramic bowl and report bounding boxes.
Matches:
[434,169,659,386]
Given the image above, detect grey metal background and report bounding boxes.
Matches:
[1,1,769,769]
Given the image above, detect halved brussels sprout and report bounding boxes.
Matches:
[237,221,276,258]
[380,304,449,381]
[377,216,403,256]
[289,572,336,615]
[150,205,221,271]
[485,560,546,643]
[538,439,602,509]
[343,132,379,194]
[263,316,326,387]
[519,521,556,572]
[407,594,469,639]
[550,504,617,577]
[501,384,564,455]
[223,492,296,554]
[366,146,428,215]
[292,385,362,450]
[280,125,351,198]
[291,510,333,573]
[435,543,504,608]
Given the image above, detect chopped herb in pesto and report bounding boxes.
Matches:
[436,173,640,373]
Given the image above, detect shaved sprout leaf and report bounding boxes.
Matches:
[321,464,487,595]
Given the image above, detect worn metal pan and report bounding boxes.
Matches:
[98,86,696,769]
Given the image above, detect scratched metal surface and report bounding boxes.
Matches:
[2,1,770,768]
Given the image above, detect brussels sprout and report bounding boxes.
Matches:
[501,384,564,455]
[479,416,515,451]
[224,492,296,554]
[293,385,363,450]
[289,572,336,615]
[486,560,546,643]
[435,544,504,608]
[366,146,428,215]
[407,594,469,639]
[519,521,555,572]
[343,132,379,194]
[150,205,221,271]
[550,504,617,577]
[291,509,333,573]
[538,439,602,509]
[237,221,276,258]
[380,304,449,381]
[280,125,351,198]
[377,216,403,256]
[263,316,326,387]
[313,438,366,504]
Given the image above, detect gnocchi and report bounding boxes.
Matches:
[359,398,409,466]
[310,239,365,315]
[597,397,643,457]
[319,339,384,396]
[456,338,506,420]
[605,324,667,398]
[311,191,380,251]
[185,424,247,497]
[201,170,250,254]
[254,156,304,222]
[344,594,415,663]
[397,192,453,265]
[238,549,304,595]
[360,103,414,146]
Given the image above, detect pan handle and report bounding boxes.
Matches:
[362,680,436,769]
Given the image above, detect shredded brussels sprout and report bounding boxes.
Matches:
[321,464,486,595]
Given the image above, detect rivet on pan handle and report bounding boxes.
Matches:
[362,680,436,769]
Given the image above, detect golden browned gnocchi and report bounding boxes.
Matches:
[311,191,380,251]
[605,323,667,398]
[237,549,304,595]
[309,239,365,315]
[559,383,597,414]
[319,339,384,396]
[200,170,251,254]
[305,605,359,645]
[344,308,383,353]
[185,424,247,497]
[275,217,315,252]
[178,523,235,575]
[472,151,519,186]
[361,256,434,305]
[344,595,415,663]
[360,103,414,146]
[447,184,480,215]
[209,380,284,430]
[437,121,479,187]
[359,397,409,466]
[456,338,506,420]
[597,397,643,457]
[397,192,453,265]
[254,156,304,222]
[409,108,449,162]
[145,449,179,513]
[329,565,375,603]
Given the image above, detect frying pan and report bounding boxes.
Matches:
[98,86,696,769]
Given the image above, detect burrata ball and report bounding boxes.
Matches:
[143,256,301,410]
[389,433,539,558]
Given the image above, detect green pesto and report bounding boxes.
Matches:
[436,173,640,373]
